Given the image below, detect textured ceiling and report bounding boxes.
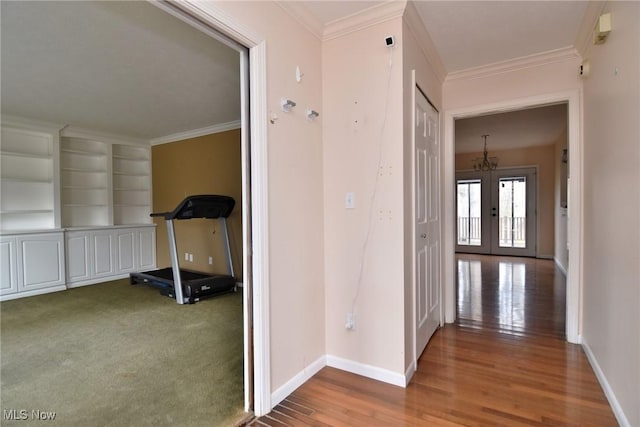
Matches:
[1,1,240,140]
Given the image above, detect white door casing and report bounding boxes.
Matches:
[443,90,582,344]
[414,85,441,360]
[147,1,270,415]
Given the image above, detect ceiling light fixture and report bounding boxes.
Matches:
[472,134,498,171]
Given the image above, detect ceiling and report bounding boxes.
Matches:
[1,1,581,145]
[1,1,240,140]
[454,104,568,154]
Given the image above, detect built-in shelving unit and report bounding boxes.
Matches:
[0,121,59,231]
[0,118,156,301]
[60,137,110,227]
[60,130,152,227]
[112,144,152,225]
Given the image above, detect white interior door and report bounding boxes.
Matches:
[415,87,441,359]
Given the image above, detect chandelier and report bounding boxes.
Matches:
[472,134,498,171]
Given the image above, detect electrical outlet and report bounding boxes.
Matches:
[185,253,189,261]
[345,312,356,330]
[189,253,193,262]
[208,256,213,265]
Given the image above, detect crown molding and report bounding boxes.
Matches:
[445,46,581,83]
[275,1,407,42]
[403,1,447,83]
[150,120,241,146]
[574,1,607,58]
[275,1,324,40]
[323,1,407,41]
[60,126,148,146]
[1,114,65,133]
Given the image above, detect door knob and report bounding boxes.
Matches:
[421,233,427,239]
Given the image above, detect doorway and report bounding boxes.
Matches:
[444,93,581,344]
[456,167,537,257]
[151,1,271,416]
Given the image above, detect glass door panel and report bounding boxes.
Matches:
[491,168,536,257]
[457,179,481,246]
[498,177,527,248]
[455,171,490,254]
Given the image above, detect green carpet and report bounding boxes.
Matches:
[1,279,245,426]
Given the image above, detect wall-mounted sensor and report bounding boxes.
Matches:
[385,36,395,48]
[580,59,590,78]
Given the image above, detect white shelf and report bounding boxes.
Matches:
[63,185,108,190]
[61,167,108,173]
[61,148,107,158]
[2,177,54,184]
[112,154,148,161]
[1,209,54,214]
[0,150,51,160]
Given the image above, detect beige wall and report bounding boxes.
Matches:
[443,58,582,111]
[151,130,243,280]
[323,18,406,375]
[402,6,444,374]
[581,2,640,425]
[203,1,326,394]
[456,144,557,257]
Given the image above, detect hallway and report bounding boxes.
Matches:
[251,255,617,426]
[456,254,566,337]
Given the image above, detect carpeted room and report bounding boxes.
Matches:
[1,279,244,426]
[1,1,247,425]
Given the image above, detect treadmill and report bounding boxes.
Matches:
[130,195,237,304]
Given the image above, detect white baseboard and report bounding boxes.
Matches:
[581,337,630,427]
[271,355,326,407]
[404,360,417,386]
[326,354,406,388]
[554,257,568,276]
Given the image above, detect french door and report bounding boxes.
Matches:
[456,168,536,257]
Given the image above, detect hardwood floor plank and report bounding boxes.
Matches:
[252,255,617,426]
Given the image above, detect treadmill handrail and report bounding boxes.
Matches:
[150,195,235,220]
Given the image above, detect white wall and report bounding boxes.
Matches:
[581,2,640,425]
[323,17,406,377]
[200,1,326,395]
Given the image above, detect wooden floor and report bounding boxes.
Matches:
[250,255,617,426]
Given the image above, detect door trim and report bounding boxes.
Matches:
[443,90,582,344]
[148,1,271,416]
